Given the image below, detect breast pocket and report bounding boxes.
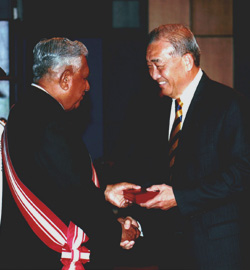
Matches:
[208,220,240,240]
[202,203,240,240]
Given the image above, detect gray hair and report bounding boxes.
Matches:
[148,24,201,67]
[32,37,88,83]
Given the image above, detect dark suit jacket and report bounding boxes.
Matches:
[170,73,250,269]
[113,73,250,269]
[0,86,122,269]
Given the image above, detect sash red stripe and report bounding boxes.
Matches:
[1,128,91,269]
[91,163,100,188]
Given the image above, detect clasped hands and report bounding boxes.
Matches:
[105,182,177,250]
[118,216,140,250]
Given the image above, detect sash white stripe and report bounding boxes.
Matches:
[61,251,90,260]
[2,134,67,246]
[71,226,83,262]
[9,174,63,246]
[74,227,83,249]
[2,129,90,269]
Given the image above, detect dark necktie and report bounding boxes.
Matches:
[169,98,183,180]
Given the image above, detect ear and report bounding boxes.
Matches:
[182,53,194,72]
[59,69,72,91]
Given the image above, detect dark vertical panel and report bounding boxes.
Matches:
[78,38,104,160]
[103,33,148,157]
[0,0,12,19]
[233,1,250,98]
[103,0,148,157]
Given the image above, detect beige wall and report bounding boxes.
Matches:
[148,0,233,87]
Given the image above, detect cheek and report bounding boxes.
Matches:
[83,81,88,91]
[75,82,84,94]
[160,65,172,79]
[148,68,154,78]
[165,65,181,84]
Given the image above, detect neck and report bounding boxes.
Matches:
[189,65,200,82]
[31,83,65,110]
[174,67,201,99]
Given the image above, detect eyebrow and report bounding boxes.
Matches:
[147,58,163,64]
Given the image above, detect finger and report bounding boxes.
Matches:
[124,218,132,229]
[140,198,159,208]
[121,183,141,191]
[119,201,132,209]
[146,185,160,192]
[129,184,141,189]
[129,217,139,228]
[124,243,134,249]
[126,240,135,249]
[117,217,124,224]
[124,216,139,228]
[120,240,135,248]
[122,199,133,207]
[120,240,135,249]
[120,240,129,248]
[126,200,133,206]
[120,199,128,208]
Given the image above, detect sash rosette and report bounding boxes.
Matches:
[61,222,90,270]
[1,127,96,270]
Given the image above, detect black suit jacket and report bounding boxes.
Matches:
[173,73,250,212]
[171,73,250,269]
[0,86,122,269]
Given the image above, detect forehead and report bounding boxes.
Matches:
[146,41,174,63]
[79,55,89,76]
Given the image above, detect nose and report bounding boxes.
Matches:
[149,66,161,81]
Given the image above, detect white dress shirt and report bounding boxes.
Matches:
[168,69,203,139]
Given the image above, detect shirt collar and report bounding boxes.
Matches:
[179,68,203,106]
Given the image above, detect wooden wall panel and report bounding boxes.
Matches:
[197,37,233,87]
[148,0,190,32]
[192,0,233,35]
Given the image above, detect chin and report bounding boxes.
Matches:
[74,103,81,110]
[161,88,172,97]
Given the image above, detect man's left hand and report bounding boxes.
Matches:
[139,184,177,210]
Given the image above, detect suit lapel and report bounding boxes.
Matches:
[182,73,209,133]
[172,73,211,172]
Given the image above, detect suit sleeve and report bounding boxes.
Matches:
[34,120,121,246]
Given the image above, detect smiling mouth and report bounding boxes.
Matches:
[158,81,167,85]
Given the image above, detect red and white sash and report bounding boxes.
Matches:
[1,127,100,270]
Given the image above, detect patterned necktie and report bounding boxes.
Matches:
[169,98,183,180]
